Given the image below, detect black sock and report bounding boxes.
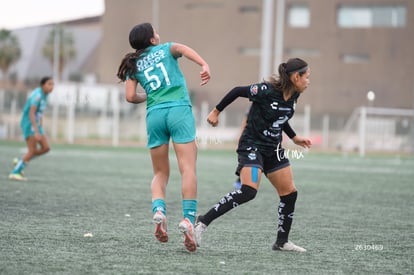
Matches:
[199,185,257,226]
[276,191,298,245]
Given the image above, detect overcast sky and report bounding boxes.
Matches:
[0,0,105,29]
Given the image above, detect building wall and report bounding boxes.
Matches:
[98,0,414,118]
[291,0,414,115]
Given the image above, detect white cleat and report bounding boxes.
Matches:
[194,215,207,247]
[272,241,306,252]
[153,211,168,243]
[178,218,196,252]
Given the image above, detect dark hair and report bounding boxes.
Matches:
[117,23,155,82]
[268,58,308,94]
[40,76,52,86]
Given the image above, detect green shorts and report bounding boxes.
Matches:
[21,121,44,139]
[146,105,196,148]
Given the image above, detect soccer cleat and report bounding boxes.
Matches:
[194,215,207,247]
[153,211,168,243]
[178,218,196,252]
[8,173,27,181]
[272,241,306,252]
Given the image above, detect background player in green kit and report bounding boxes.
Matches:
[117,23,210,252]
[9,77,54,181]
[194,58,311,252]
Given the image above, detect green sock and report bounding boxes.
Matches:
[182,199,197,224]
[12,160,26,174]
[152,199,166,216]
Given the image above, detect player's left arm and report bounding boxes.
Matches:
[125,79,147,104]
[292,135,312,148]
[283,120,312,148]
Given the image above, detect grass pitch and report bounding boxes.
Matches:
[0,141,413,274]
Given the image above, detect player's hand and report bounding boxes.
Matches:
[34,132,42,142]
[292,136,312,149]
[207,108,220,127]
[200,64,211,86]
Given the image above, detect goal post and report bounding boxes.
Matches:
[339,106,414,156]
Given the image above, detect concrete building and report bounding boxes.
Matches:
[98,0,414,124]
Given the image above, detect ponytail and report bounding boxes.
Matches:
[117,51,142,82]
[117,22,155,82]
[268,58,308,93]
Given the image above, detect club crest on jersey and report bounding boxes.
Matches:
[250,85,259,96]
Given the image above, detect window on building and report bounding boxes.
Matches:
[185,3,223,10]
[288,4,310,28]
[287,48,320,57]
[239,5,259,13]
[239,47,261,56]
[337,5,406,28]
[341,53,370,64]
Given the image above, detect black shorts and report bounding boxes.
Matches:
[235,144,290,176]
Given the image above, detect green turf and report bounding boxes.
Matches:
[1,141,413,274]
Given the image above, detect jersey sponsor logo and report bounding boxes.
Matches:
[263,130,280,137]
[250,84,258,96]
[260,84,267,91]
[270,102,278,110]
[137,49,166,71]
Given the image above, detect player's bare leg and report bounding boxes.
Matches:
[174,140,198,251]
[173,141,197,200]
[9,135,50,181]
[150,144,170,243]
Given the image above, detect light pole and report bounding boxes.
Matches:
[274,0,285,72]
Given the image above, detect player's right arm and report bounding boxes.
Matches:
[170,43,210,86]
[207,86,250,127]
[125,79,147,104]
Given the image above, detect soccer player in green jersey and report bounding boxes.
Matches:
[117,23,210,252]
[9,77,54,181]
[195,58,312,252]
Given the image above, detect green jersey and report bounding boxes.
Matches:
[131,42,191,111]
[21,87,48,126]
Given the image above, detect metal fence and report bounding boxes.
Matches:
[1,84,413,155]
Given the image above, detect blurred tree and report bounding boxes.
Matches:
[0,29,21,83]
[43,25,76,80]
